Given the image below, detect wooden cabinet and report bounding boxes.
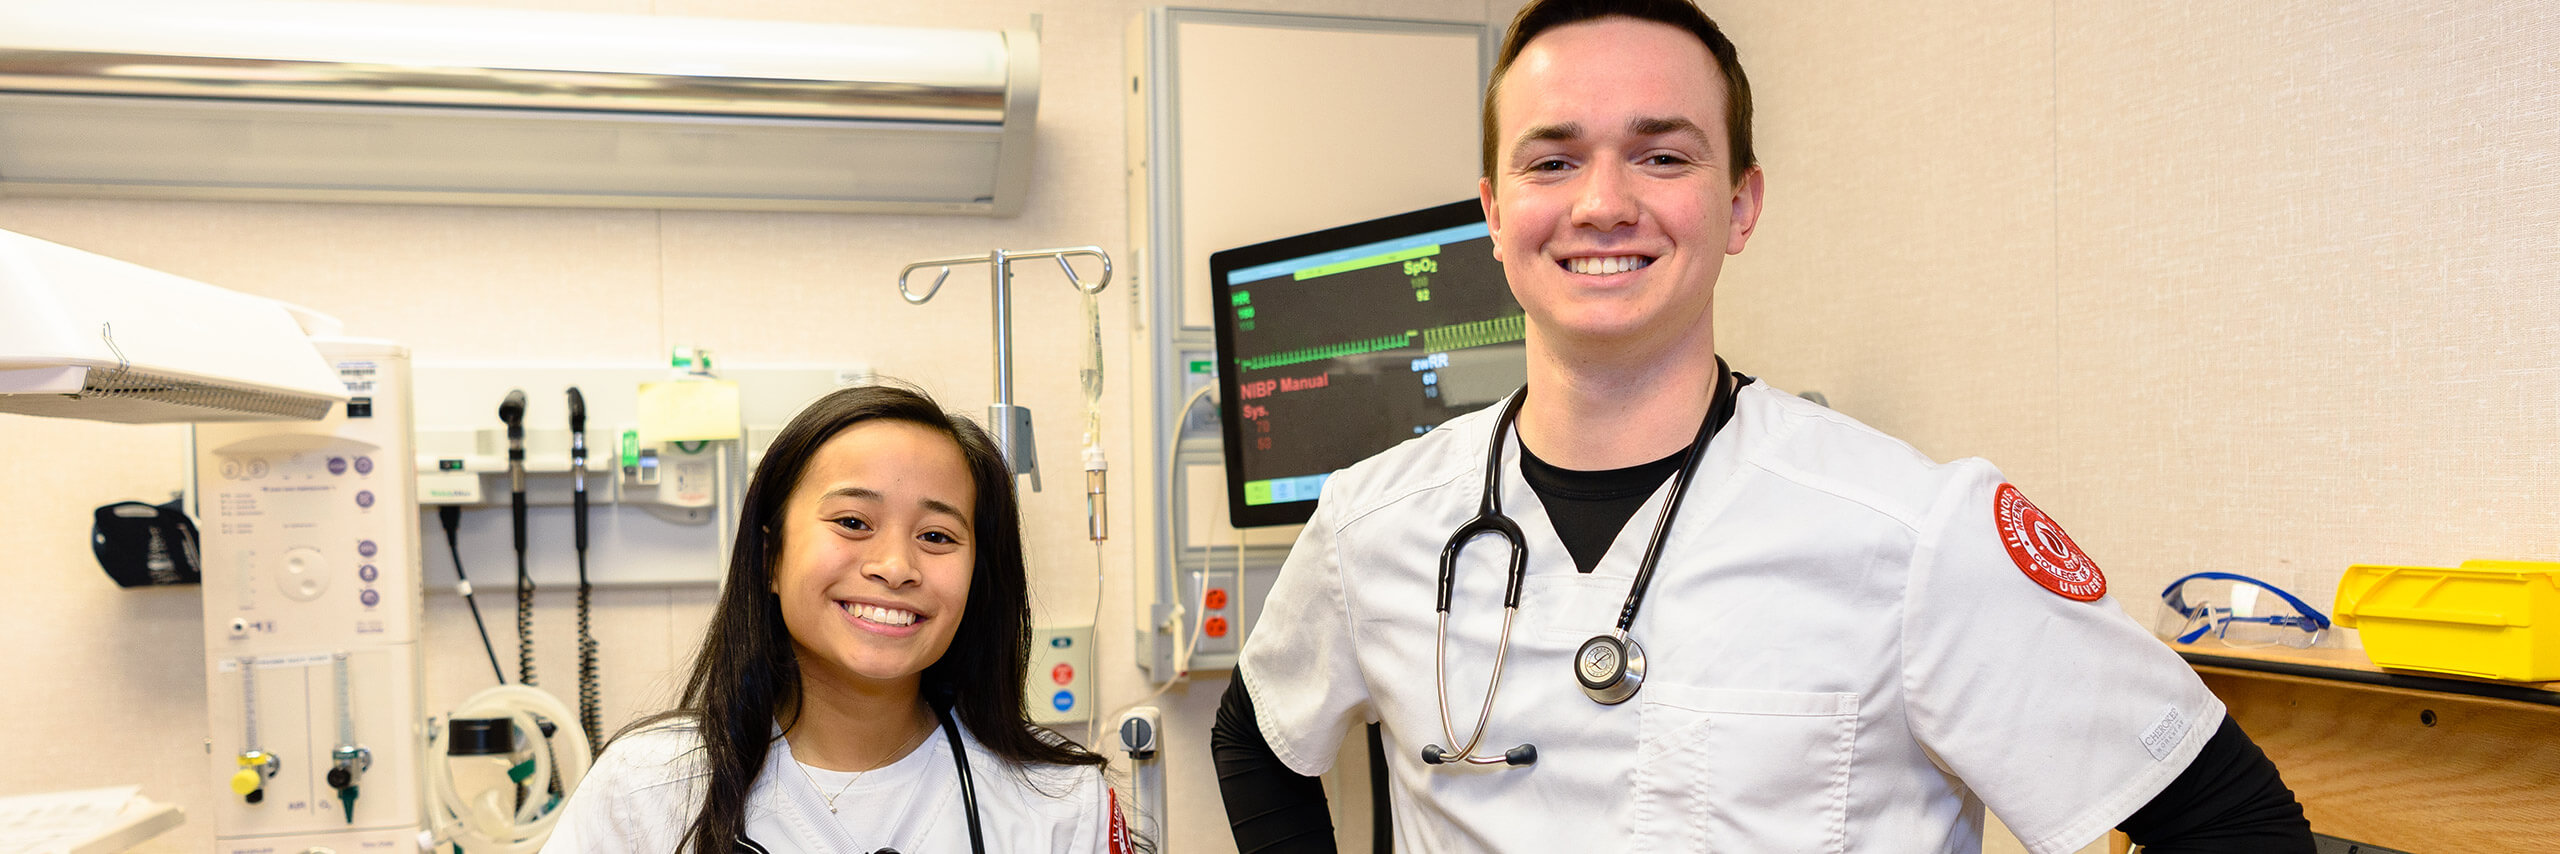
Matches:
[2179,646,2560,851]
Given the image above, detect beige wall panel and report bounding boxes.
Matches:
[2055,2,2560,623]
[1712,0,2064,496]
[0,199,667,361]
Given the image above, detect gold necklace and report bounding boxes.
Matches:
[790,713,933,815]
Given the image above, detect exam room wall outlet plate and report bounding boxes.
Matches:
[1027,625,1094,726]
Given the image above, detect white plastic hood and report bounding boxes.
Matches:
[0,228,347,423]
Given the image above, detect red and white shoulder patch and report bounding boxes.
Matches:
[1107,786,1131,854]
[1993,483,2106,601]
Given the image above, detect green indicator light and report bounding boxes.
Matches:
[1243,480,1274,505]
[1189,360,1214,374]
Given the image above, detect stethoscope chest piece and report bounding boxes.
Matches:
[1575,633,1646,705]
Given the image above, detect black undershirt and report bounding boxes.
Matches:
[1518,441,1688,574]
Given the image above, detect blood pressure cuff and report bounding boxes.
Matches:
[91,499,201,587]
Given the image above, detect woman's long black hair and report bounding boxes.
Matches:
[619,383,1102,854]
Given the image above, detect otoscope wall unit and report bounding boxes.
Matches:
[409,361,871,589]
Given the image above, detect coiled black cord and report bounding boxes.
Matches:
[576,551,599,748]
[568,386,600,748]
[516,537,534,686]
[502,389,535,688]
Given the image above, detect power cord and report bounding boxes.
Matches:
[1101,383,1221,728]
[439,505,507,685]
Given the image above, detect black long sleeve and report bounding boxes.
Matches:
[1211,674,1339,853]
[2115,715,2314,853]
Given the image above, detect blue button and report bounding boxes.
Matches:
[1052,690,1075,712]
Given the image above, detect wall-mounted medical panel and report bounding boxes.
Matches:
[193,339,427,851]
[408,361,870,590]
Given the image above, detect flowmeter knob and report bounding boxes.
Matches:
[231,750,279,804]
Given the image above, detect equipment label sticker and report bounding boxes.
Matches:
[1994,483,2106,601]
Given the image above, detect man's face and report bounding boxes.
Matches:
[1480,17,1762,352]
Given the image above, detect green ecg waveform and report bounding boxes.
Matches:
[1420,314,1525,352]
[1238,314,1529,372]
[1239,332,1414,371]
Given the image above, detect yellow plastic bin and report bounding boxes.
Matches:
[2334,560,2560,682]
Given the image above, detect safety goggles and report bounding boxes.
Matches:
[2154,571,2331,649]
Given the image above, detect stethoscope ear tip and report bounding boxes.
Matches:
[1421,745,1448,765]
[1503,744,1537,766]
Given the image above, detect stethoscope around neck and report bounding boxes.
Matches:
[735,699,985,854]
[1422,365,1742,768]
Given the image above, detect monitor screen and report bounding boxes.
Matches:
[1209,199,1526,528]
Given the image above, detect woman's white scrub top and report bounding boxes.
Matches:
[545,716,1123,853]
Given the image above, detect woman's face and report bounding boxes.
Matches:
[770,419,977,695]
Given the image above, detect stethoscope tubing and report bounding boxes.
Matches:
[932,702,985,854]
[1427,366,1744,767]
[735,703,986,854]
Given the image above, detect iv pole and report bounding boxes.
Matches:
[897,246,1112,491]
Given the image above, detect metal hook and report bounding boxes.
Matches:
[94,322,132,394]
[1053,249,1112,295]
[898,264,954,305]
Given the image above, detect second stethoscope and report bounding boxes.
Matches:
[1422,365,1743,768]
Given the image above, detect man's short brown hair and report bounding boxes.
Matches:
[1482,0,1756,184]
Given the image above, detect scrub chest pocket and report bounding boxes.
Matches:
[1629,686,1859,854]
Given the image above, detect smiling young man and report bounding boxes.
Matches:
[1211,1,2314,851]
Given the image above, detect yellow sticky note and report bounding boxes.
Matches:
[637,380,742,442]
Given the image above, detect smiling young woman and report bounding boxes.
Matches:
[547,383,1132,854]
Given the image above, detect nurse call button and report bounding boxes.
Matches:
[1052,663,1075,685]
[1052,690,1075,712]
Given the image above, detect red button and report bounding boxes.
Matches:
[1205,616,1229,638]
[1205,588,1229,610]
[1052,663,1075,685]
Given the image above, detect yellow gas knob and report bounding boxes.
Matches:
[230,767,263,795]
